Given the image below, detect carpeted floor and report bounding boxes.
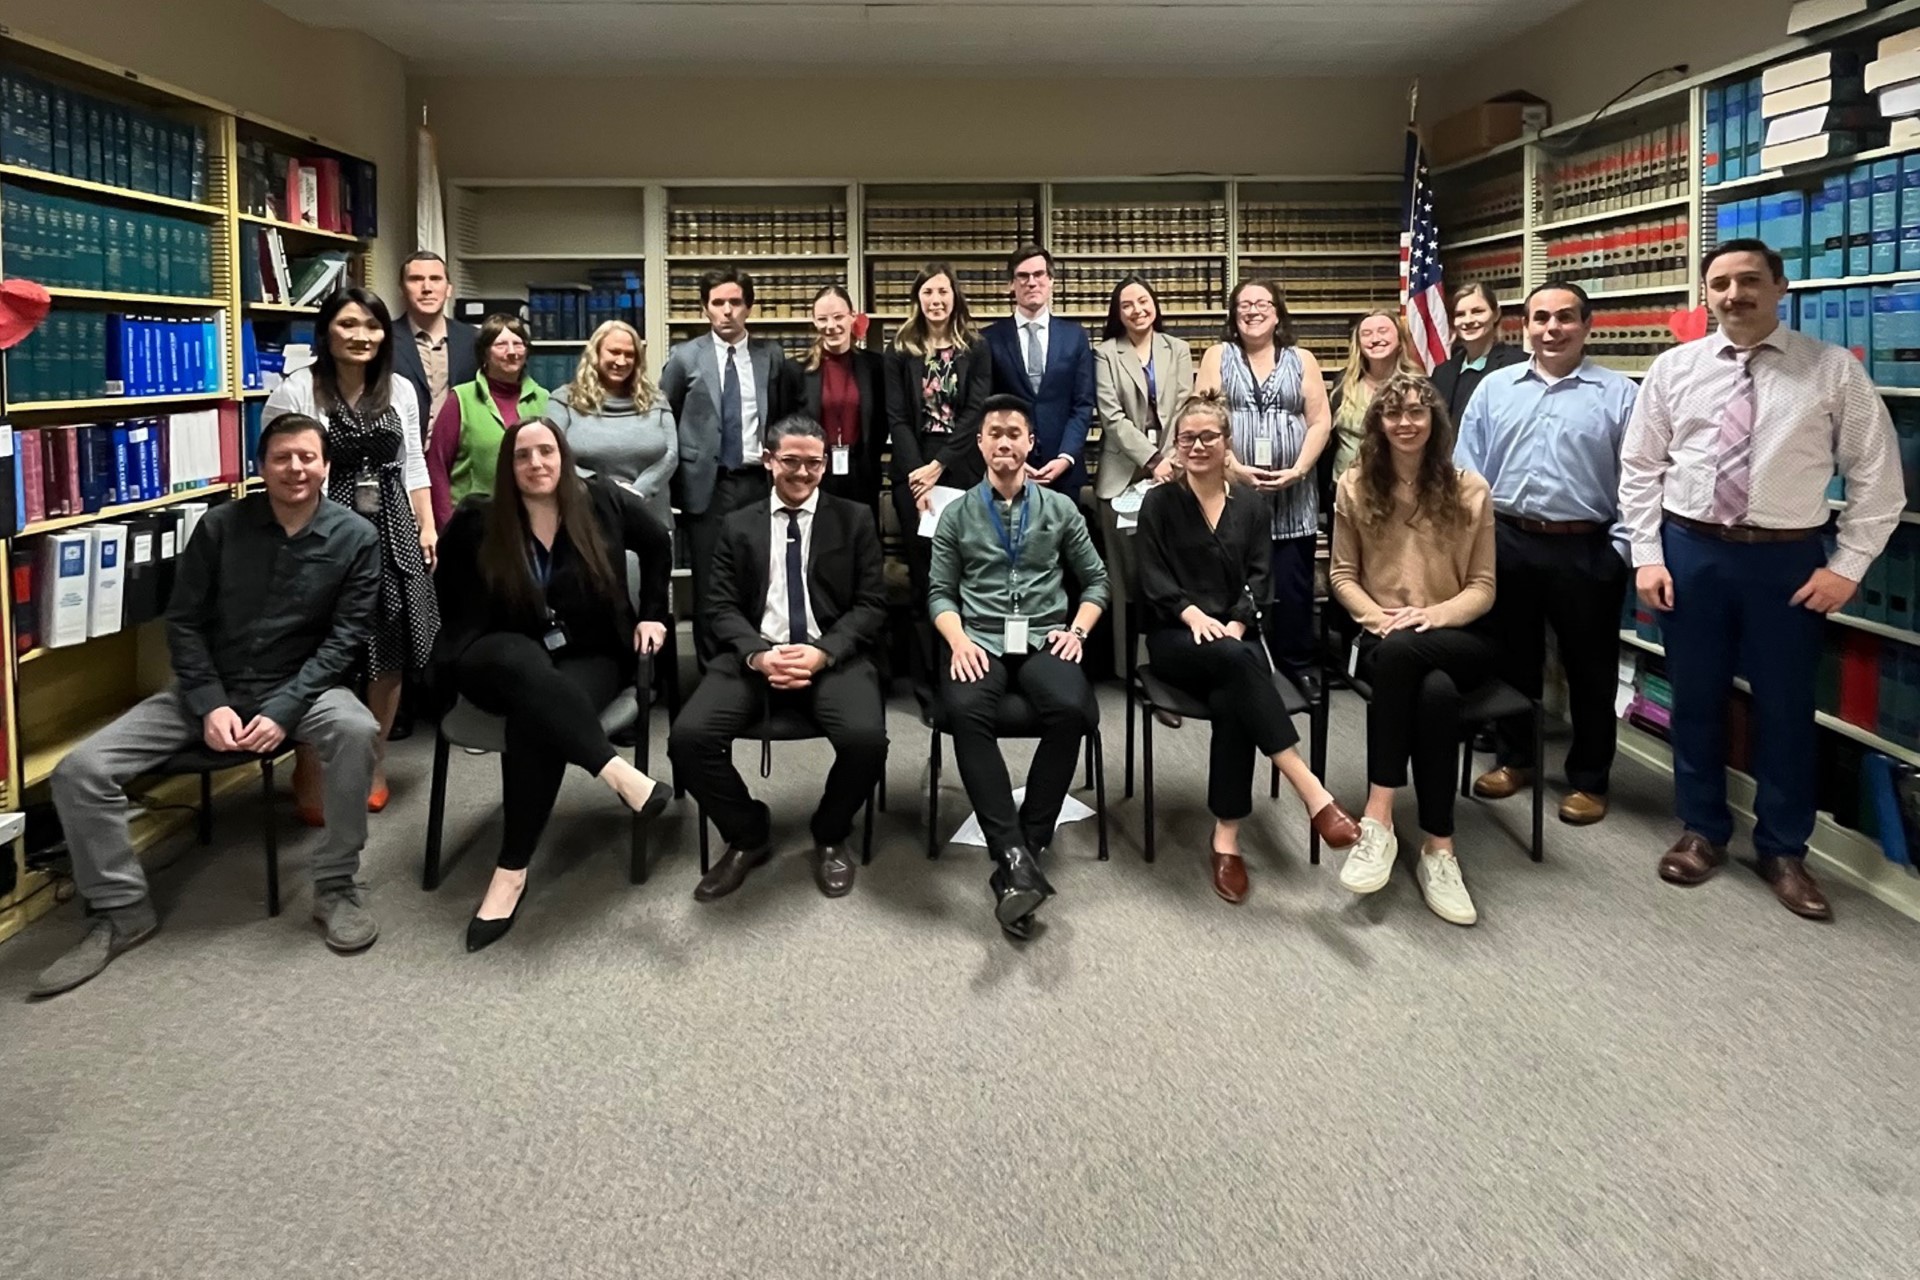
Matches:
[2,687,1918,1279]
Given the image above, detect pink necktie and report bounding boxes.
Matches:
[1711,350,1755,525]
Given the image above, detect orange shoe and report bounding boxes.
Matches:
[296,805,325,829]
[367,784,391,814]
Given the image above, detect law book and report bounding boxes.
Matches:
[1811,173,1851,277]
[11,558,36,653]
[1704,85,1725,184]
[1901,155,1920,272]
[1888,528,1916,631]
[1745,76,1766,172]
[1724,80,1748,181]
[1848,286,1874,364]
[1877,79,1920,116]
[1762,74,1866,117]
[1765,48,1865,94]
[1873,158,1903,274]
[1765,103,1880,145]
[39,529,94,649]
[1788,0,1897,37]
[1866,47,1920,91]
[1824,288,1849,352]
[84,522,127,638]
[1849,162,1877,275]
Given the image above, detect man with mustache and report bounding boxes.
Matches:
[1619,239,1904,921]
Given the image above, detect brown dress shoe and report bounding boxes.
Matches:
[693,842,773,902]
[1757,856,1833,920]
[812,845,855,898]
[1310,800,1362,850]
[1211,852,1249,904]
[1558,792,1608,825]
[1657,832,1728,886]
[1472,766,1530,800]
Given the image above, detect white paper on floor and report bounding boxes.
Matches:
[948,787,1094,849]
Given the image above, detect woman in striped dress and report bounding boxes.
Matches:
[1193,278,1334,691]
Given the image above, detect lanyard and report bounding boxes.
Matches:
[1143,353,1158,405]
[981,482,1033,572]
[528,537,554,589]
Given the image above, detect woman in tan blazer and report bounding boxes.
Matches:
[1093,273,1194,673]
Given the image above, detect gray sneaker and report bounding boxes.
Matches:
[312,877,379,953]
[31,901,159,999]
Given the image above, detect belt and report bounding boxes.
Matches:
[1664,511,1825,544]
[1496,512,1606,535]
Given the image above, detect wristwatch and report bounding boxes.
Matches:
[1068,625,1089,641]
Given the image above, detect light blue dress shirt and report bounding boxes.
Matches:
[1453,358,1639,560]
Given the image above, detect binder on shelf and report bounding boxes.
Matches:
[122,514,165,626]
[1704,85,1724,185]
[1725,80,1748,182]
[1847,286,1873,365]
[84,523,127,639]
[1849,163,1876,276]
[1888,529,1917,633]
[39,529,94,649]
[1872,158,1903,275]
[1812,174,1850,278]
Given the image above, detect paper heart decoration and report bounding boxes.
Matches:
[852,312,870,341]
[1666,307,1710,343]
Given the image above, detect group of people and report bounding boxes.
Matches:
[25,234,1905,999]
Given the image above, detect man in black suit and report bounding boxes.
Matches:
[670,414,889,900]
[982,244,1097,500]
[389,250,479,443]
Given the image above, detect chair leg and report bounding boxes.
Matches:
[861,778,878,867]
[1531,700,1546,863]
[1124,680,1136,801]
[422,731,451,891]
[699,804,711,875]
[1082,733,1093,790]
[1093,729,1109,863]
[197,771,214,846]
[926,729,942,861]
[261,761,280,917]
[1459,730,1474,798]
[630,720,650,885]
[1142,708,1156,864]
[877,768,887,814]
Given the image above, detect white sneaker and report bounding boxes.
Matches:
[1339,817,1396,894]
[1416,846,1477,926]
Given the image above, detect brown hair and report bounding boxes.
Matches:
[1170,390,1233,492]
[1351,373,1468,532]
[893,262,979,358]
[473,313,533,380]
[478,420,619,625]
[803,283,857,372]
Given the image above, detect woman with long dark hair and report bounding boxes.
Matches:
[800,284,887,521]
[434,418,674,951]
[1329,373,1497,927]
[263,287,439,814]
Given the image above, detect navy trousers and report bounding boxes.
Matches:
[1659,522,1826,858]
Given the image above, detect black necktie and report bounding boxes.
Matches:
[785,510,808,644]
[720,345,743,470]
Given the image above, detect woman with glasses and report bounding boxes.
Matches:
[435,419,674,951]
[800,284,887,523]
[1194,278,1334,694]
[1136,394,1360,903]
[427,313,551,533]
[1093,273,1194,674]
[1329,373,1497,927]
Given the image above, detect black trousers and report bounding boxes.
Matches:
[940,648,1092,857]
[682,467,771,664]
[1145,630,1299,820]
[1488,522,1628,794]
[668,655,888,848]
[1264,534,1318,680]
[1357,627,1498,837]
[455,633,623,871]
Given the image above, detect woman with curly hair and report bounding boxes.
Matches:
[1328,373,1496,926]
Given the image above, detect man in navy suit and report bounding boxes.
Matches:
[983,245,1097,500]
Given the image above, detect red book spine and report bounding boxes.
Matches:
[63,427,82,514]
[217,403,240,483]
[19,427,45,527]
[1838,631,1882,728]
[12,561,35,654]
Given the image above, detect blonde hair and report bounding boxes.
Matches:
[1335,309,1425,411]
[566,320,657,416]
[892,262,979,358]
[803,284,856,372]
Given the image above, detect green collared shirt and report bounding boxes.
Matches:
[928,480,1109,655]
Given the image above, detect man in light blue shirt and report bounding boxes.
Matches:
[1454,281,1638,826]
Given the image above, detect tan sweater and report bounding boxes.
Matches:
[1330,468,1496,633]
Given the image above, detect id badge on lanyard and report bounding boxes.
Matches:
[984,485,1034,653]
[831,444,850,476]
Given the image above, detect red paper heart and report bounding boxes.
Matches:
[1666,306,1709,343]
[852,312,870,341]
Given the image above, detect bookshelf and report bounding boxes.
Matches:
[0,26,381,927]
[1236,177,1401,371]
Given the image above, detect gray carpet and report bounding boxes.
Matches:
[2,687,1918,1279]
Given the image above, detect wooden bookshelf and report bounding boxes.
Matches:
[16,484,227,537]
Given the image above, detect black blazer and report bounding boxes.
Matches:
[708,492,887,668]
[433,475,673,681]
[884,343,994,494]
[392,316,481,442]
[801,347,888,514]
[1430,342,1528,424]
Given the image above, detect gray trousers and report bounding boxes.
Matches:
[52,687,380,910]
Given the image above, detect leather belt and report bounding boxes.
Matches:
[1664,511,1825,544]
[1496,512,1606,535]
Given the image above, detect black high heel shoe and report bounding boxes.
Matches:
[466,882,526,953]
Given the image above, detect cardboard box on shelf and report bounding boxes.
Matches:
[1429,92,1551,167]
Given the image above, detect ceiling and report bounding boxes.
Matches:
[263,0,1584,75]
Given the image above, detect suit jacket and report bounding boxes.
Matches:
[1430,341,1528,424]
[883,341,995,494]
[982,314,1097,496]
[392,316,481,443]
[1092,332,1196,501]
[661,333,801,516]
[708,492,887,668]
[801,346,888,513]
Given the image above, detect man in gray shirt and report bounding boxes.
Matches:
[33,414,384,999]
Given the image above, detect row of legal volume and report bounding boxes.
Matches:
[8,407,247,528]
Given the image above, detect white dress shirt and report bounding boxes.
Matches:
[711,330,760,462]
[1016,308,1052,373]
[760,488,822,646]
[1619,325,1903,581]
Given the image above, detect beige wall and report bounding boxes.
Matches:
[3,0,409,280]
[1429,0,1798,123]
[408,74,1412,181]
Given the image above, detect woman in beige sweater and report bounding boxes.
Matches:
[1329,373,1497,926]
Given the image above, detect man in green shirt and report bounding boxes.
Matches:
[929,394,1108,939]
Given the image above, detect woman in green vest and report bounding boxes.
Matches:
[427,313,549,530]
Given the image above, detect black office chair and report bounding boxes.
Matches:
[421,651,662,890]
[137,748,285,915]
[692,706,886,873]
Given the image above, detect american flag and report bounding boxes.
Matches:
[1400,127,1451,372]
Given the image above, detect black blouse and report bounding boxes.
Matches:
[1135,481,1273,632]
[1429,341,1528,424]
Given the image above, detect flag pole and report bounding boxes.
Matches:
[1408,79,1419,130]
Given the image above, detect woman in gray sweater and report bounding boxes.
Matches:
[543,320,678,527]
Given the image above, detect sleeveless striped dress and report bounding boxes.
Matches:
[1220,342,1316,541]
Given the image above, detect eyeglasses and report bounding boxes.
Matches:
[773,455,827,473]
[1176,430,1225,450]
[1235,302,1276,316]
[1014,269,1052,283]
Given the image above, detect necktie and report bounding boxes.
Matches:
[784,510,809,645]
[1710,350,1756,526]
[720,344,744,470]
[1024,321,1044,393]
